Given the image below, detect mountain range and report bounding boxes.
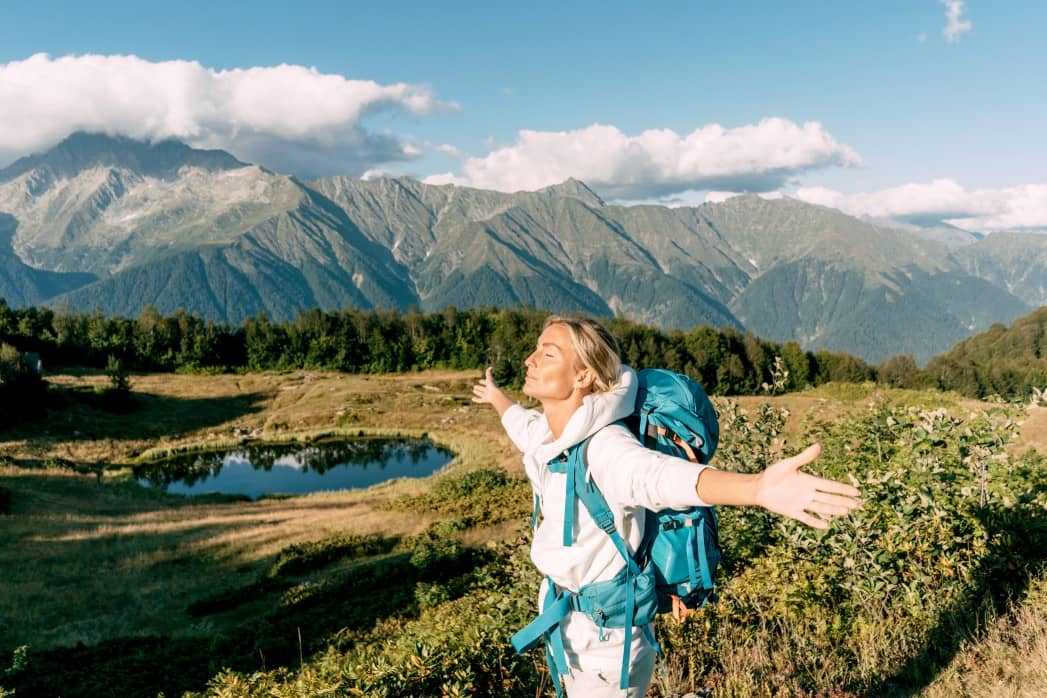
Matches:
[1,132,1045,364]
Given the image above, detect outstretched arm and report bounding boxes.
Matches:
[471,366,516,417]
[695,443,860,529]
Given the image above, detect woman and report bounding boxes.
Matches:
[472,315,861,697]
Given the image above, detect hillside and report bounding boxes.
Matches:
[926,305,1047,397]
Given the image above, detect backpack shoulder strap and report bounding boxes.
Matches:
[569,437,642,576]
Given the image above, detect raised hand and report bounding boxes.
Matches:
[471,366,515,416]
[471,366,499,404]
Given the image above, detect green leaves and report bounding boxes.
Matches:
[666,396,1043,695]
[382,468,531,528]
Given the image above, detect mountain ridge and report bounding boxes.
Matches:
[0,133,1042,363]
[0,131,247,186]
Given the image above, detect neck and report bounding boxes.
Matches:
[542,391,587,440]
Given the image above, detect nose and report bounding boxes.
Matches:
[525,350,537,368]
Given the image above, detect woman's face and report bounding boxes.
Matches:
[522,323,586,402]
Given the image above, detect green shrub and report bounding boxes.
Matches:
[407,520,471,579]
[268,532,396,578]
[655,398,1044,696]
[381,468,530,526]
[714,399,789,568]
[198,534,543,698]
[414,581,451,609]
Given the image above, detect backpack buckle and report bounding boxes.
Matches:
[595,512,616,534]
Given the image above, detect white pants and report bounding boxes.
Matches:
[561,647,657,697]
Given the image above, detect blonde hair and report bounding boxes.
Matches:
[543,315,622,393]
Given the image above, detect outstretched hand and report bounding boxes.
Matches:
[471,366,515,416]
[754,443,861,529]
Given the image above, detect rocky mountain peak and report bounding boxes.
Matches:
[0,132,247,184]
[537,177,605,207]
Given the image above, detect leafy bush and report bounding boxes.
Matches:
[268,532,396,578]
[382,468,531,527]
[198,534,543,698]
[0,486,9,515]
[407,520,472,580]
[414,581,451,609]
[655,399,1046,696]
[713,399,789,568]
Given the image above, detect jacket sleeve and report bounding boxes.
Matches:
[500,403,546,454]
[587,424,712,510]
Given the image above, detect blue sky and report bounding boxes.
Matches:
[1,1,1044,230]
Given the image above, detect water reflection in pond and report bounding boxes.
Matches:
[135,438,453,499]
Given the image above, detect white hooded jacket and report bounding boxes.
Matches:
[501,366,711,673]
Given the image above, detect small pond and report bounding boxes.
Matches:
[135,437,453,499]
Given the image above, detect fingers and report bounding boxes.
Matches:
[782,443,861,501]
[810,475,861,498]
[795,511,829,530]
[782,443,822,470]
[471,367,496,404]
[805,499,855,518]
[812,491,861,510]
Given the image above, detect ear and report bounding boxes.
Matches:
[575,368,595,391]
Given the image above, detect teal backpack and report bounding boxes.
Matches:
[511,368,721,694]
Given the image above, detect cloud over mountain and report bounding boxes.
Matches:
[425,118,861,200]
[795,179,1047,232]
[0,53,454,177]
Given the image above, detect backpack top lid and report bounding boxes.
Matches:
[635,368,719,464]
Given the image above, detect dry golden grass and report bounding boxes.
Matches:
[0,368,520,651]
[1016,405,1047,456]
[921,574,1047,697]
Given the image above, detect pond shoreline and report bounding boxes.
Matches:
[136,435,455,500]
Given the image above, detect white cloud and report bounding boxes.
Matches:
[422,172,469,187]
[446,118,861,200]
[794,179,1047,232]
[0,53,455,177]
[939,1,972,43]
[705,191,738,204]
[434,143,465,158]
[705,190,783,204]
[917,32,928,43]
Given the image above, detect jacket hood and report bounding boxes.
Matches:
[532,365,638,465]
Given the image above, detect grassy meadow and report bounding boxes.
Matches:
[0,370,1045,697]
